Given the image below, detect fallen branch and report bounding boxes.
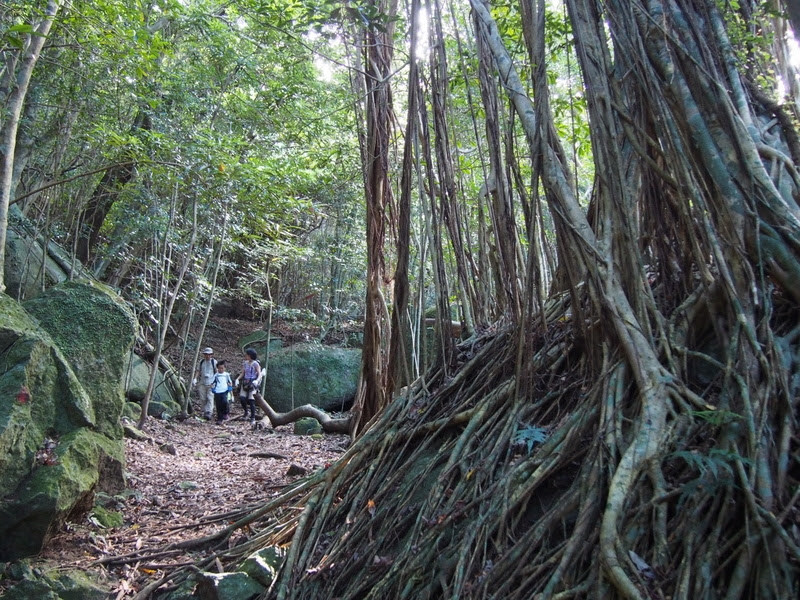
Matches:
[254,394,351,434]
[249,452,288,460]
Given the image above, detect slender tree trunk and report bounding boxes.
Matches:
[180,206,229,417]
[74,110,151,265]
[0,0,61,293]
[350,0,398,437]
[472,6,522,318]
[140,190,197,428]
[418,84,455,372]
[430,0,477,339]
[386,0,421,400]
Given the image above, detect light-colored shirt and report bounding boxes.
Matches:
[197,358,217,385]
[211,371,232,394]
[242,359,260,380]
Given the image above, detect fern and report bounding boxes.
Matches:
[671,448,752,509]
[690,409,741,426]
[671,450,734,480]
[513,424,548,454]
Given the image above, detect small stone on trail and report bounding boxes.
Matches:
[123,424,151,442]
[286,464,308,477]
[159,443,177,455]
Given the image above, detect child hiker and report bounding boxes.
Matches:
[211,360,233,424]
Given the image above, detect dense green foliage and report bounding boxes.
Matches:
[2,0,367,336]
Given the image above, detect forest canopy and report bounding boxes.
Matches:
[3,0,800,598]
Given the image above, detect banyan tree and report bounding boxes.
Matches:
[148,0,800,598]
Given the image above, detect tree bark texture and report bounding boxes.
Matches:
[0,0,61,293]
[350,0,399,437]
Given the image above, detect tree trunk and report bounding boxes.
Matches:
[349,0,399,437]
[74,110,151,265]
[386,0,421,400]
[139,191,197,428]
[180,206,229,417]
[0,0,61,293]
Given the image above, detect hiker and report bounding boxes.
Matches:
[236,347,261,424]
[210,360,233,424]
[192,347,217,420]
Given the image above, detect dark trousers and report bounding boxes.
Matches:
[214,392,229,421]
[239,394,256,418]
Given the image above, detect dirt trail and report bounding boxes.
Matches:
[31,415,347,596]
[17,315,350,597]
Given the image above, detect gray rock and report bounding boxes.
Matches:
[238,546,285,587]
[3,219,69,302]
[161,578,198,599]
[159,443,178,456]
[1,578,60,600]
[123,353,183,416]
[122,400,142,420]
[1,567,108,600]
[123,422,151,441]
[195,571,265,600]
[261,343,360,413]
[286,463,308,477]
[239,329,283,353]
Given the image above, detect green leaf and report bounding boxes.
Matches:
[9,24,34,34]
[513,424,548,454]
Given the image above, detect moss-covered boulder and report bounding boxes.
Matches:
[122,400,142,420]
[195,571,265,600]
[263,344,360,413]
[1,566,109,600]
[0,295,96,499]
[238,546,285,587]
[3,206,78,302]
[23,281,137,439]
[3,228,69,302]
[0,430,125,557]
[294,417,323,435]
[123,353,183,417]
[238,329,283,357]
[0,282,135,560]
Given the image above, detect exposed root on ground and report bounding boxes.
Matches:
[137,285,799,599]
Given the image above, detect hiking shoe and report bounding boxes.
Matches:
[203,413,212,421]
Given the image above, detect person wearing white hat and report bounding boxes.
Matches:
[193,347,217,420]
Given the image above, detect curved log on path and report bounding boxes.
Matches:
[255,394,351,434]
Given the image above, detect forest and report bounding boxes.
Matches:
[2,0,800,598]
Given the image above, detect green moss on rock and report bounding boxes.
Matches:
[1,568,108,600]
[0,284,134,561]
[122,401,142,420]
[24,282,136,439]
[263,344,360,413]
[0,428,124,559]
[239,546,286,587]
[123,353,183,412]
[90,504,124,528]
[294,417,323,435]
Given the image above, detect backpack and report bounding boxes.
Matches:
[200,357,218,371]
